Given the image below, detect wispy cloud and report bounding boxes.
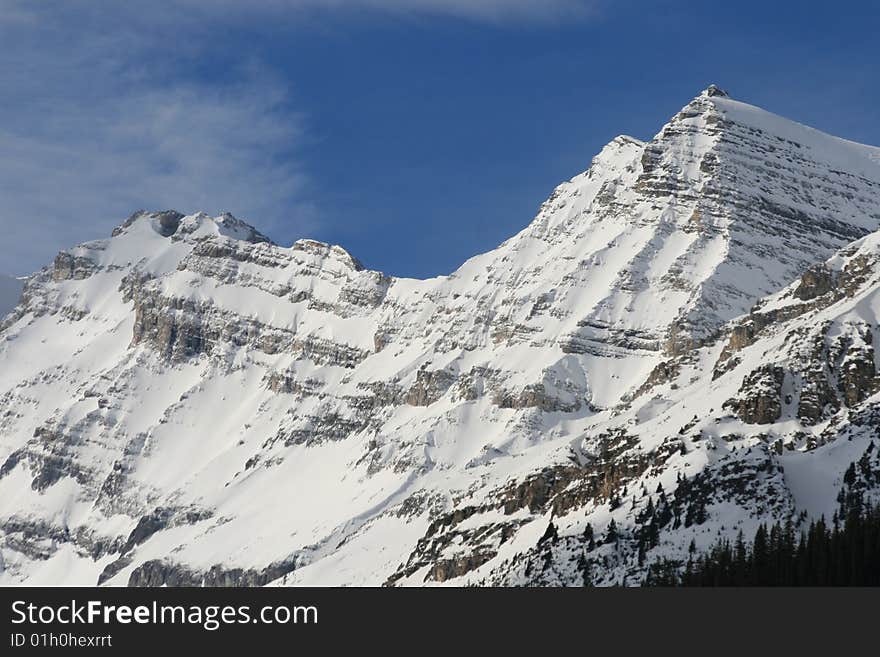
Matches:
[0,0,597,275]
[173,0,597,25]
[0,73,314,274]
[0,4,309,275]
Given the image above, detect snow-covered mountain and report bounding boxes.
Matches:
[0,275,24,320]
[2,86,880,586]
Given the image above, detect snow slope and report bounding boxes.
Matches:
[1,86,880,586]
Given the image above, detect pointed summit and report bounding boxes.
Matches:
[703,84,729,98]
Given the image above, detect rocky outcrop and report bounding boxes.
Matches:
[52,251,96,281]
[831,326,879,407]
[491,383,582,413]
[113,210,185,238]
[1,516,125,572]
[127,558,296,587]
[632,359,681,398]
[794,264,839,301]
[120,506,213,555]
[130,288,368,366]
[404,368,455,406]
[724,366,786,424]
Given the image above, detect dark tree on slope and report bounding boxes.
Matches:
[644,445,880,586]
[644,502,880,586]
[605,519,619,545]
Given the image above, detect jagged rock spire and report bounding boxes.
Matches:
[703,84,730,98]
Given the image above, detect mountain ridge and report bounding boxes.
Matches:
[1,86,880,586]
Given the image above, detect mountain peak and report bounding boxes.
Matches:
[4,86,880,589]
[211,212,274,245]
[702,84,729,98]
[112,210,273,245]
[292,238,364,271]
[112,210,184,238]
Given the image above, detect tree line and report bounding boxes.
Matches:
[644,501,880,586]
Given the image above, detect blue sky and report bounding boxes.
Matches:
[1,0,878,277]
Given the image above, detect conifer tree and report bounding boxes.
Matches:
[605,519,619,545]
[653,502,880,586]
[538,521,558,546]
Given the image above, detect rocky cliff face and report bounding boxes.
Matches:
[1,87,880,586]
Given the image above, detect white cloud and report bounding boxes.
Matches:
[0,6,316,275]
[0,0,597,274]
[0,75,315,271]
[173,0,596,24]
